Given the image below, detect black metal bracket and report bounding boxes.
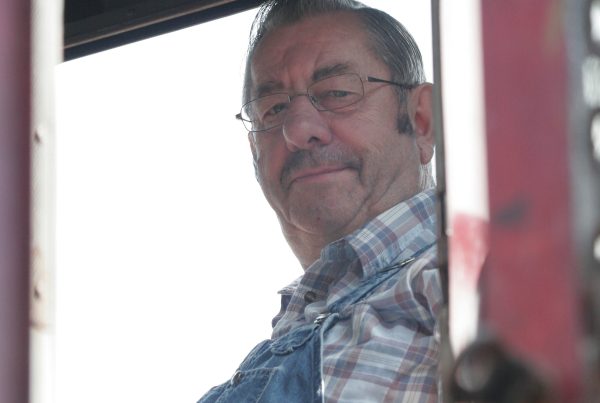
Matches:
[64,0,263,60]
[449,339,554,403]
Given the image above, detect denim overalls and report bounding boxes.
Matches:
[197,255,419,403]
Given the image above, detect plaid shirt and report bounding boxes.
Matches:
[272,190,442,403]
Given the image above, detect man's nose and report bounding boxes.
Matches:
[281,95,333,152]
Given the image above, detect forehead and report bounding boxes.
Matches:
[249,11,382,96]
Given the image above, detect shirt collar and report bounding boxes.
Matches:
[345,188,438,277]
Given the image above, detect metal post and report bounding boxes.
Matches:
[430,1,453,401]
[0,0,32,403]
[567,0,600,400]
[440,0,489,358]
[31,0,62,402]
[478,0,583,401]
[443,0,589,401]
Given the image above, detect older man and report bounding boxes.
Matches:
[199,1,441,402]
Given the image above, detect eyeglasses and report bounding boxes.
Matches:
[236,73,415,132]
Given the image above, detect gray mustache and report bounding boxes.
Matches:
[280,146,361,188]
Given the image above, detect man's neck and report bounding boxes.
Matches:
[282,212,377,270]
[284,230,331,270]
[283,189,435,270]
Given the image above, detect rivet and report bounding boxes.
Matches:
[591,0,600,45]
[230,370,242,386]
[594,233,600,263]
[591,112,600,163]
[314,313,329,325]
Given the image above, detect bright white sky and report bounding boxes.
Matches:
[54,2,432,402]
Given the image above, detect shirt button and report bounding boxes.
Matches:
[304,291,317,303]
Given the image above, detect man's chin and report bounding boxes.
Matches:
[288,202,363,238]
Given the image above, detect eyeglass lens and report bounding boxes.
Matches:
[242,73,365,132]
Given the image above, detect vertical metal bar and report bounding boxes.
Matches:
[0,0,32,402]
[430,2,454,402]
[431,0,448,307]
[566,0,600,401]
[480,0,583,401]
[440,0,489,360]
[31,0,62,402]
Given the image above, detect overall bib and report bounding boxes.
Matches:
[197,256,417,403]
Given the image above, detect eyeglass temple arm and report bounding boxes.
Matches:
[366,76,416,89]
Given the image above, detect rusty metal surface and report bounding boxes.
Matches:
[479,0,583,401]
[0,0,31,402]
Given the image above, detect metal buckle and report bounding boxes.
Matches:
[314,313,329,325]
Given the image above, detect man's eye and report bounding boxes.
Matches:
[325,90,350,98]
[333,90,351,97]
[265,102,287,116]
[314,88,361,110]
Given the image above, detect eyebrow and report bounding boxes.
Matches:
[253,62,353,99]
[312,63,352,81]
[254,81,284,99]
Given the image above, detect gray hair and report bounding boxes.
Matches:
[242,0,426,105]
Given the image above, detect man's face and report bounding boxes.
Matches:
[248,11,432,245]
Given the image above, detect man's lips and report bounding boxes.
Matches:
[287,166,353,187]
[279,147,362,190]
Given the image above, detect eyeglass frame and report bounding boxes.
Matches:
[235,73,417,133]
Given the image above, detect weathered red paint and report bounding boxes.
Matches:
[448,213,489,354]
[480,0,582,401]
[0,0,31,402]
[450,214,489,290]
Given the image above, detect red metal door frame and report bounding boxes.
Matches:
[0,1,31,402]
[478,0,583,400]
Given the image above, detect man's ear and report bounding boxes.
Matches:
[408,83,435,164]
